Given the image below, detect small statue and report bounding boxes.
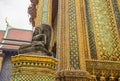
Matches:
[19,24,53,56]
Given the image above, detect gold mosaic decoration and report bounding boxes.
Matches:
[85,0,98,59]
[88,0,120,61]
[68,0,80,69]
[11,55,58,81]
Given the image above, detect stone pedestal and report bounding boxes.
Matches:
[11,53,58,81]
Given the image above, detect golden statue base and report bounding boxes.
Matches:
[11,54,58,81]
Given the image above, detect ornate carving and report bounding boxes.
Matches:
[28,0,39,26]
[86,59,120,80]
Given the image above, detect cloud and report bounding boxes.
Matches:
[0,0,32,30]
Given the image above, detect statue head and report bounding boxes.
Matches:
[33,24,53,50]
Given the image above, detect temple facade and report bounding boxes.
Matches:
[0,0,120,81]
[28,0,120,81]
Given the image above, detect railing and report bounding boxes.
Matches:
[86,59,120,81]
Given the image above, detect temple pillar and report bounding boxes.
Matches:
[56,0,90,80]
[34,0,52,26]
[0,52,3,72]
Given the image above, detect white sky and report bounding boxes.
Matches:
[0,0,32,30]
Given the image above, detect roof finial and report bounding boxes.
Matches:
[5,17,10,27]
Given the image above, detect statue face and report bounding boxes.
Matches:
[33,27,42,36]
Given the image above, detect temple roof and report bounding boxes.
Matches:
[0,30,5,42]
[0,26,33,51]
